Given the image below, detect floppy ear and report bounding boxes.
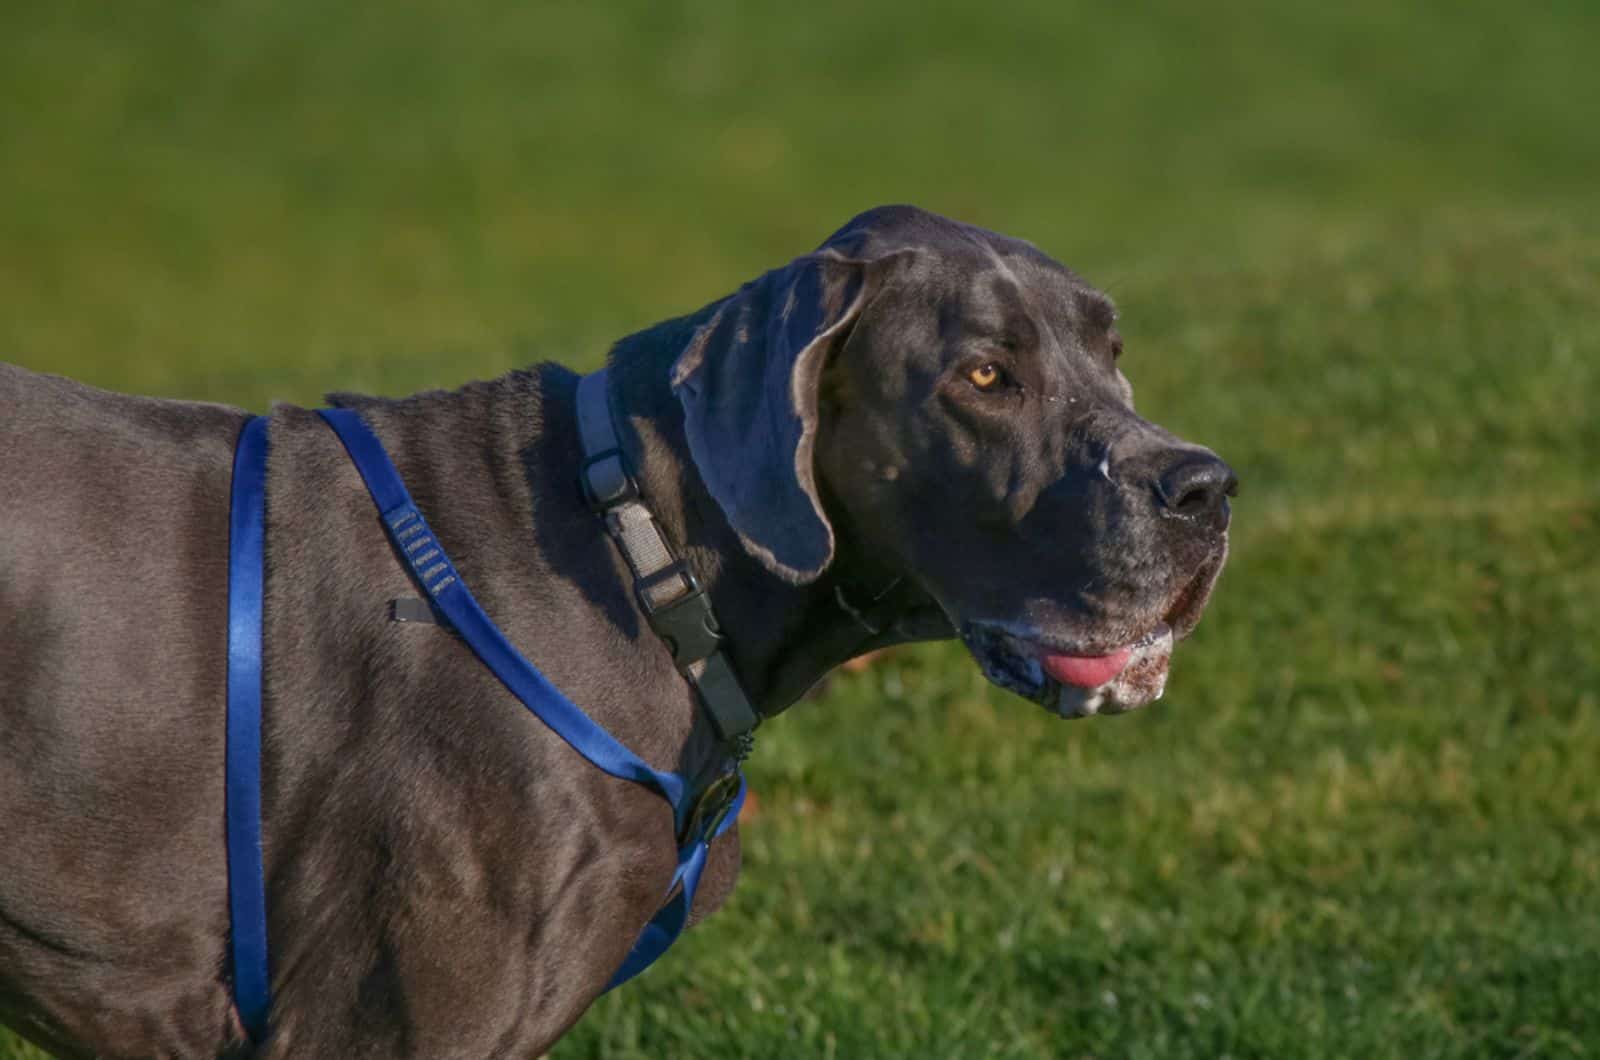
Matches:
[670,251,872,584]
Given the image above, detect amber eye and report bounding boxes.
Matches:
[967,362,1004,391]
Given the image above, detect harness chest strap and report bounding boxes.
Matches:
[223,401,754,1044]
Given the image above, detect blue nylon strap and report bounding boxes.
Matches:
[605,774,746,991]
[225,415,272,1042]
[223,407,746,1036]
[315,408,689,812]
[316,408,745,986]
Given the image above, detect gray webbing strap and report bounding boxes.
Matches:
[576,370,761,744]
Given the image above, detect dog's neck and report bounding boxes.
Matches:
[604,312,949,716]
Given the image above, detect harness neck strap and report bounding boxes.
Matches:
[575,370,761,748]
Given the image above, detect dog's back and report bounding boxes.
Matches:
[0,362,248,1054]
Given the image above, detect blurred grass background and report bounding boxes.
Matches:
[2,1,1597,1056]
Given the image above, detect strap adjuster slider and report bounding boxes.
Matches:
[581,449,639,511]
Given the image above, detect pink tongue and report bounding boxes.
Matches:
[1042,647,1134,689]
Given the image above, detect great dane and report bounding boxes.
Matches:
[0,205,1235,1056]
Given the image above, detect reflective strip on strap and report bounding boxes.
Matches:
[607,503,683,600]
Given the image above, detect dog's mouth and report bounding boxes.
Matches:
[962,621,1175,718]
[959,549,1225,719]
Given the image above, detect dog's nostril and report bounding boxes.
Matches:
[1156,454,1237,518]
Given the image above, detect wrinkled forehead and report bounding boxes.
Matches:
[944,241,1114,348]
[826,208,1114,342]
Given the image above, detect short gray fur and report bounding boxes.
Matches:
[0,205,1234,1058]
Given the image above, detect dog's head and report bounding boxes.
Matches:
[671,205,1234,717]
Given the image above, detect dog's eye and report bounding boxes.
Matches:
[967,362,1006,391]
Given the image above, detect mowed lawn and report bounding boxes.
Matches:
[2,3,1597,1058]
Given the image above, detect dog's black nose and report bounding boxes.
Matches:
[1155,451,1237,523]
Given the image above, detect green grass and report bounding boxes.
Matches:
[3,2,1597,1057]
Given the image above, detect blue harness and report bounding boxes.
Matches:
[225,404,747,1043]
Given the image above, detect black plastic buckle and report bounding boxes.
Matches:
[581,449,639,512]
[637,562,722,670]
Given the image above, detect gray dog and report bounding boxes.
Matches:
[0,206,1234,1057]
